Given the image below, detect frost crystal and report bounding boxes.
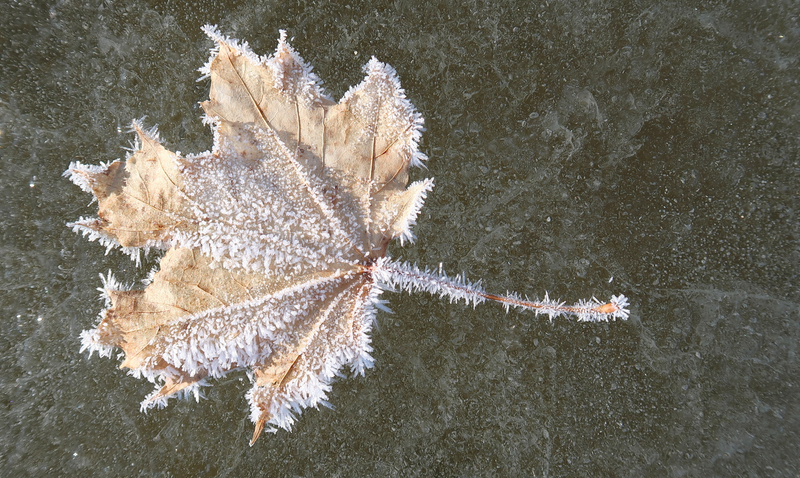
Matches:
[67,26,629,446]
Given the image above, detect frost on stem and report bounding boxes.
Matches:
[371,258,629,322]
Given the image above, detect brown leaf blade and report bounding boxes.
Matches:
[71,27,428,444]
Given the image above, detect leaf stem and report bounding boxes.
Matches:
[369,258,630,322]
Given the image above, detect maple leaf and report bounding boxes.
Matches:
[67,26,629,445]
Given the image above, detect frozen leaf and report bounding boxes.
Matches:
[67,26,629,445]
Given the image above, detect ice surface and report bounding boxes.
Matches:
[1,0,798,476]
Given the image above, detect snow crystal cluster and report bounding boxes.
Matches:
[175,124,357,277]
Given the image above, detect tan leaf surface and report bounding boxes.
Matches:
[69,26,430,444]
[67,123,193,252]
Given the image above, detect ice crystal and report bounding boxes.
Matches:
[67,26,629,445]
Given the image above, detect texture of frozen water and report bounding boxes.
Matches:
[1,0,798,476]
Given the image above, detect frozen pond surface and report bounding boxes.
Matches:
[1,0,798,476]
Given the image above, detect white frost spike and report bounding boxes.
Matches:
[79,328,114,359]
[269,29,330,105]
[200,24,261,69]
[63,161,110,194]
[396,178,434,245]
[68,27,630,447]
